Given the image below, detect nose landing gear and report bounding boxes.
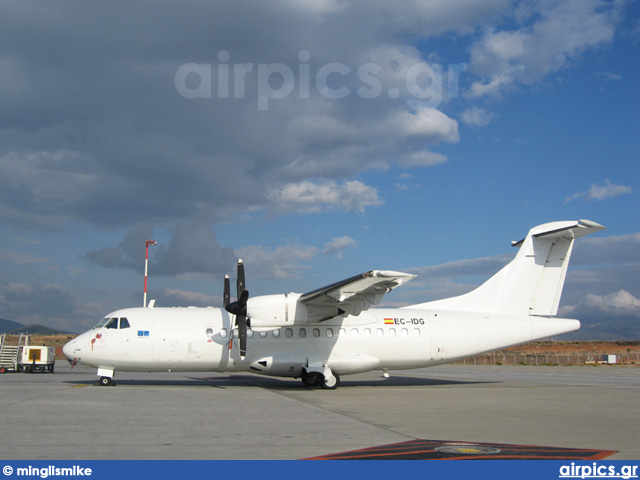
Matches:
[95,367,116,386]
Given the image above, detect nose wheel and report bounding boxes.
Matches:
[96,376,116,386]
[95,368,117,386]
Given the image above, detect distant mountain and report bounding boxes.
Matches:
[1,318,75,335]
[0,318,24,333]
[9,324,75,335]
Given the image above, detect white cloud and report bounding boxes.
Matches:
[460,107,495,127]
[267,180,383,214]
[389,107,459,142]
[571,232,640,266]
[397,150,448,168]
[595,72,622,81]
[281,105,458,179]
[235,244,319,279]
[159,289,220,307]
[323,236,357,258]
[0,249,56,269]
[467,0,621,97]
[587,180,633,201]
[565,180,632,204]
[560,290,640,318]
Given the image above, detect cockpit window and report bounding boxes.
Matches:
[94,317,131,330]
[94,317,111,329]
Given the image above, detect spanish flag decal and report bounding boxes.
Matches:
[384,318,394,325]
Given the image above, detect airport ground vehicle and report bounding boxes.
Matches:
[21,346,56,373]
[0,335,55,373]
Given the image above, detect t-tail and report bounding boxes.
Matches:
[410,220,605,316]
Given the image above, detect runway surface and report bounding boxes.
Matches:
[0,363,637,460]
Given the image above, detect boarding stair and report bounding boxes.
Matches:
[0,333,29,373]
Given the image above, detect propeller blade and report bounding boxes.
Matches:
[223,275,230,308]
[224,259,249,359]
[236,259,245,298]
[237,314,247,358]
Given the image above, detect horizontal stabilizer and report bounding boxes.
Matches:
[511,219,605,247]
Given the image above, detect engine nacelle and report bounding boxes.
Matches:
[247,293,343,328]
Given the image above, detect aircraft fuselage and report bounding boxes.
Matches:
[63,305,578,379]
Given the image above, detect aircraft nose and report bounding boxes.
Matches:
[62,338,79,363]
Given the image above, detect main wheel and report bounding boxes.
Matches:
[99,376,113,386]
[301,370,322,387]
[320,372,340,390]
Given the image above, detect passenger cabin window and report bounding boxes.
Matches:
[272,330,281,338]
[299,328,306,338]
[326,328,333,338]
[313,328,320,338]
[285,328,293,338]
[219,328,228,338]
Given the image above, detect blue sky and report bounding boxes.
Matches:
[0,0,638,336]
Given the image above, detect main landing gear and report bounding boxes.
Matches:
[301,367,341,390]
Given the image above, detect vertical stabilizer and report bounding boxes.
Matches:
[410,220,605,315]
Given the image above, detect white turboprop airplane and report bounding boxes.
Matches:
[63,220,604,389]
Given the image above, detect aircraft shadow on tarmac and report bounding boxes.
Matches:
[64,375,496,389]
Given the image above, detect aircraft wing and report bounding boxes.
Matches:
[298,270,416,318]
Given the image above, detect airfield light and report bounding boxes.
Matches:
[144,240,158,307]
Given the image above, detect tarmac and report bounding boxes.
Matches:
[0,363,638,460]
